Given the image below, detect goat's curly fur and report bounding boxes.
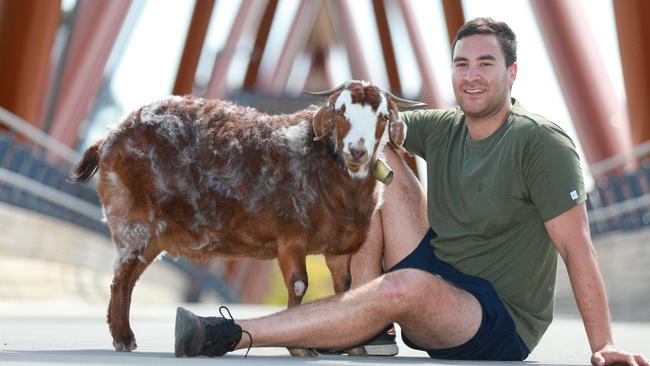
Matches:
[71,86,398,353]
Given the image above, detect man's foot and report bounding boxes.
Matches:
[317,325,398,356]
[174,306,247,357]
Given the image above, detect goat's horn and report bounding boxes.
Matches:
[384,90,428,108]
[304,82,347,97]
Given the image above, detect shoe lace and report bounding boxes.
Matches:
[217,306,253,358]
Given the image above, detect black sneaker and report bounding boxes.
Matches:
[174,306,251,357]
[317,324,398,356]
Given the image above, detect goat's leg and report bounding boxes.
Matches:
[324,254,366,355]
[277,243,318,357]
[107,237,161,352]
[324,254,352,293]
[277,243,309,307]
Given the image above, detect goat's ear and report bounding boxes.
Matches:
[312,107,334,142]
[388,111,406,147]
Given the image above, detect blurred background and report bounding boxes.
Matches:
[0,0,648,320]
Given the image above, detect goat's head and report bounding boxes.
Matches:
[307,80,425,179]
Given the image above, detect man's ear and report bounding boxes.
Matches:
[312,106,334,142]
[508,62,517,87]
[389,111,406,147]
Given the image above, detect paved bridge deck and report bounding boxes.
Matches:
[1,203,648,365]
[1,302,648,366]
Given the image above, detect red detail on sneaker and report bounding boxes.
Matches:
[227,340,238,350]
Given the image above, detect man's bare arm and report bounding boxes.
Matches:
[544,203,648,366]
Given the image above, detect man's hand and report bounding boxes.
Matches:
[591,344,648,366]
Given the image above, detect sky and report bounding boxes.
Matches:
[84,0,626,189]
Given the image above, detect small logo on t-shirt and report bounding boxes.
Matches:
[570,190,578,200]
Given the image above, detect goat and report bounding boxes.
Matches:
[70,80,423,356]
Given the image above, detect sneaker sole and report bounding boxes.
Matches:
[318,343,399,357]
[360,343,399,356]
[174,307,195,357]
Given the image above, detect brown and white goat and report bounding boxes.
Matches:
[70,80,423,356]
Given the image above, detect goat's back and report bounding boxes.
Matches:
[95,96,377,259]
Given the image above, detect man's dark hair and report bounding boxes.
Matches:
[451,17,517,67]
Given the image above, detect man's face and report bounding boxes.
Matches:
[451,34,516,121]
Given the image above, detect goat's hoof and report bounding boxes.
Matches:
[113,337,137,352]
[345,346,368,356]
[288,347,319,357]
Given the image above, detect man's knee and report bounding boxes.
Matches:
[378,269,439,307]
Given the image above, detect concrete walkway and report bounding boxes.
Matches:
[1,204,648,365]
[1,301,648,366]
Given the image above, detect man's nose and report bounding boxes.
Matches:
[464,67,480,82]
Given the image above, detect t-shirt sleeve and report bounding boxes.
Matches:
[401,109,447,159]
[524,123,587,222]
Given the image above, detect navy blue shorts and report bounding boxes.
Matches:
[387,229,530,361]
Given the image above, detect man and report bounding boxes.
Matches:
[174,18,648,364]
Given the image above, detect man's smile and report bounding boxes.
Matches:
[463,87,486,95]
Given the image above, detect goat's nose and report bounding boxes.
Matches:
[349,146,368,160]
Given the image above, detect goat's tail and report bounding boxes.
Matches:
[70,140,102,183]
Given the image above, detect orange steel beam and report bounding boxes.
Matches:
[397,0,443,108]
[205,0,258,99]
[441,0,465,47]
[240,259,273,303]
[304,47,332,91]
[225,258,257,301]
[0,0,60,126]
[260,0,322,93]
[372,0,401,93]
[530,0,632,166]
[41,4,81,135]
[328,0,370,81]
[49,0,131,148]
[173,0,216,96]
[613,0,650,147]
[243,0,278,91]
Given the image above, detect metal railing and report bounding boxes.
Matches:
[0,107,106,233]
[586,142,650,236]
[0,107,237,302]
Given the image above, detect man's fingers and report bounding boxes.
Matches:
[636,354,649,366]
[594,351,647,366]
[614,354,638,366]
[593,345,648,366]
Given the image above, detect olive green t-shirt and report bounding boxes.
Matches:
[401,99,586,351]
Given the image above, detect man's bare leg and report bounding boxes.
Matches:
[236,268,480,350]
[378,146,430,269]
